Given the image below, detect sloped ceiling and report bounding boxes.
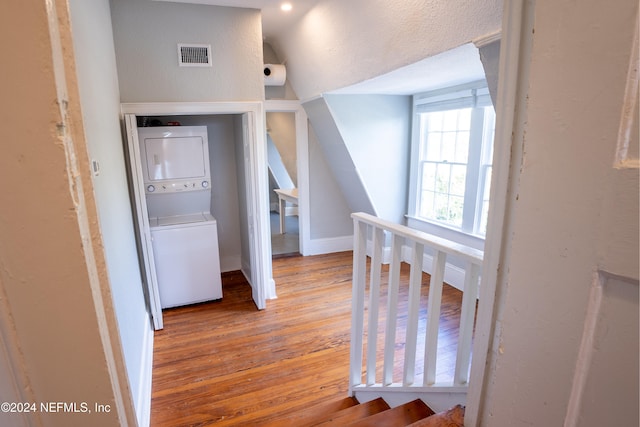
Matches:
[153,0,502,99]
[268,0,503,100]
[328,43,486,96]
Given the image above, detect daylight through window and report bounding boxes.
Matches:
[410,83,495,236]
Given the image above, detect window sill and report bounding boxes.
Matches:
[405,214,485,250]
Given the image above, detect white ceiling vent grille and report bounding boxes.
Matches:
[178,44,212,67]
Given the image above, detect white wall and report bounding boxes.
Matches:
[209,116,244,272]
[324,94,411,224]
[304,97,376,216]
[477,39,501,108]
[272,0,503,100]
[479,0,639,425]
[307,127,354,240]
[110,0,264,102]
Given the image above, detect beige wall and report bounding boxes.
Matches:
[478,0,639,425]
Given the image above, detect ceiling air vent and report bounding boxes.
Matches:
[177,44,212,67]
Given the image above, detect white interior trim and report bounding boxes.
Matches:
[135,323,154,427]
[563,271,604,427]
[124,115,164,330]
[305,235,354,255]
[121,101,265,116]
[473,30,502,48]
[614,11,639,169]
[465,1,533,425]
[241,110,270,305]
[121,101,271,309]
[264,100,311,257]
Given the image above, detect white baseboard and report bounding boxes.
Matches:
[367,242,467,292]
[135,321,154,427]
[270,205,298,216]
[266,278,277,300]
[299,234,471,290]
[397,245,466,291]
[285,206,298,216]
[414,248,466,292]
[305,235,353,255]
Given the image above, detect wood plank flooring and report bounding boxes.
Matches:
[150,251,468,426]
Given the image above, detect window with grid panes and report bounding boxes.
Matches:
[410,83,495,235]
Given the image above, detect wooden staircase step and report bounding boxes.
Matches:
[406,404,465,427]
[348,399,436,427]
[260,397,359,427]
[314,397,391,426]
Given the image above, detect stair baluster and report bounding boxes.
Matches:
[349,212,483,413]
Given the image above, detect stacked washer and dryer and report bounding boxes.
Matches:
[137,125,222,309]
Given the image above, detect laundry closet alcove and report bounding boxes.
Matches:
[121,102,273,330]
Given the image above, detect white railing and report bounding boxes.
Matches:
[349,212,483,411]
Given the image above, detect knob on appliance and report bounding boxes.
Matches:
[147,185,155,193]
[201,181,209,188]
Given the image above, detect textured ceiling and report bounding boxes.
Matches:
[152,0,320,40]
[151,0,490,96]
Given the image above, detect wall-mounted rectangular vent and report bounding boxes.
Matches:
[177,44,212,67]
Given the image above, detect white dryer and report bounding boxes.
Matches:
[138,126,223,308]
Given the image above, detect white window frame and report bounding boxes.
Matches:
[407,81,494,237]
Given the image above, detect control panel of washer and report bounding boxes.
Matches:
[146,180,210,194]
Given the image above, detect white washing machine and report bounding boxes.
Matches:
[138,126,223,309]
[150,213,222,308]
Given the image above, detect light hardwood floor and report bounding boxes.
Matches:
[150,251,466,426]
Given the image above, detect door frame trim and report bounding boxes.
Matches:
[265,100,310,257]
[464,1,532,424]
[121,101,271,310]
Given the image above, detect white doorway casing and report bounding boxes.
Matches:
[466,0,640,425]
[265,100,310,258]
[121,102,271,320]
[124,114,164,329]
[464,1,528,423]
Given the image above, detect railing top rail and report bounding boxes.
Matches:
[351,212,484,265]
